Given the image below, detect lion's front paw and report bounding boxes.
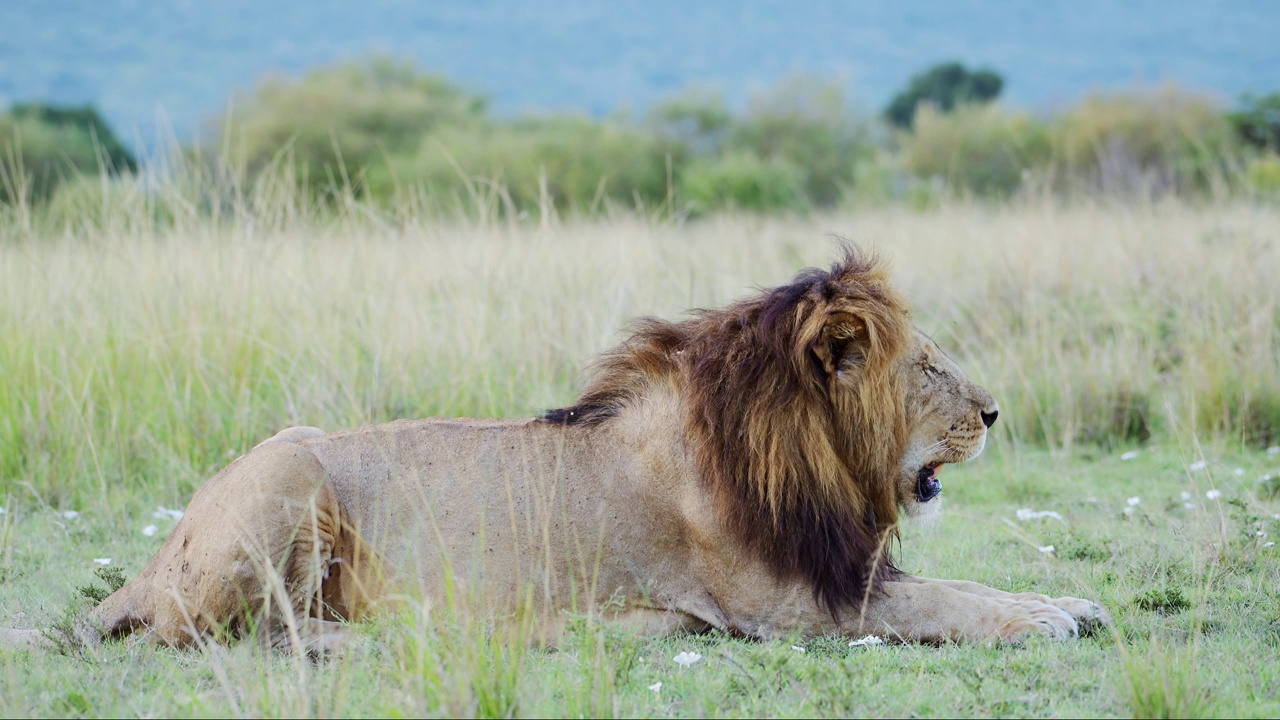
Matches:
[1047,596,1111,636]
[996,601,1079,643]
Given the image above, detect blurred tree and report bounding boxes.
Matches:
[646,90,733,159]
[10,104,138,173]
[679,151,805,214]
[396,115,670,212]
[0,103,137,204]
[1228,93,1280,152]
[217,56,486,198]
[1052,87,1235,195]
[727,76,872,206]
[901,103,1050,196]
[884,62,1003,129]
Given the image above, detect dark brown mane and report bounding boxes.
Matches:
[544,249,914,614]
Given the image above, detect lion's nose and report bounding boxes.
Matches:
[980,408,999,428]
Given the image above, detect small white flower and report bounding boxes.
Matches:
[1257,531,1267,537]
[849,635,885,647]
[673,651,702,667]
[1267,446,1280,455]
[1180,491,1192,500]
[142,524,159,537]
[1233,468,1246,476]
[1189,460,1208,471]
[1266,542,1276,548]
[648,681,662,693]
[1123,506,1136,516]
[1127,497,1141,506]
[1016,508,1064,521]
[62,510,80,520]
[1273,514,1280,520]
[791,645,806,653]
[1184,502,1196,509]
[1038,545,1055,554]
[1206,489,1222,500]
[152,507,184,521]
[93,558,111,565]
[1121,451,1140,461]
[0,506,6,514]
[1258,474,1273,483]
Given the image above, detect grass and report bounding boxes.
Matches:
[3,446,1279,716]
[1,193,1279,716]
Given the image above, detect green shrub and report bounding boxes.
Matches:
[900,103,1051,196]
[396,116,672,214]
[895,84,1242,200]
[1050,87,1237,195]
[219,57,680,213]
[1134,587,1191,615]
[646,90,732,159]
[0,104,136,204]
[725,76,873,206]
[1244,154,1280,197]
[178,57,1266,213]
[885,62,1003,129]
[1061,539,1112,562]
[44,176,133,231]
[76,566,127,605]
[1228,93,1280,151]
[390,74,872,215]
[1077,386,1152,448]
[218,56,485,199]
[678,151,805,213]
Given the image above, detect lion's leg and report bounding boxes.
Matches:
[603,608,712,637]
[901,576,1110,634]
[265,618,355,656]
[90,436,343,648]
[528,608,710,648]
[857,579,1081,644]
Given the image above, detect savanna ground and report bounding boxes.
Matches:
[1,196,1279,717]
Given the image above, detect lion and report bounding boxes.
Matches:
[2,249,1107,652]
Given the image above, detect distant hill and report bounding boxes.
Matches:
[1,0,1276,147]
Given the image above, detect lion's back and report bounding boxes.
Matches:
[295,416,612,598]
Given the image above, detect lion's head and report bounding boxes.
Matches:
[545,249,997,615]
[898,330,999,513]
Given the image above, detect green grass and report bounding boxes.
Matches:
[3,445,1279,716]
[1,196,1280,716]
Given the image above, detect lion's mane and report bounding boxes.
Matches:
[545,250,913,613]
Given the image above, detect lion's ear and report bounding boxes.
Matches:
[813,311,870,377]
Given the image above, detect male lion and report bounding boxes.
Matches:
[3,250,1106,651]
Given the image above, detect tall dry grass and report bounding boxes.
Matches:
[3,171,1279,717]
[2,183,1278,511]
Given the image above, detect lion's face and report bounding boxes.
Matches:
[896,330,998,514]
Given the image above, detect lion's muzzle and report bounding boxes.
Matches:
[916,463,943,502]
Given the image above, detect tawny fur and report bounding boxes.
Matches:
[3,249,1108,651]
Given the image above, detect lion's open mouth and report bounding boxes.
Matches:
[916,463,943,502]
